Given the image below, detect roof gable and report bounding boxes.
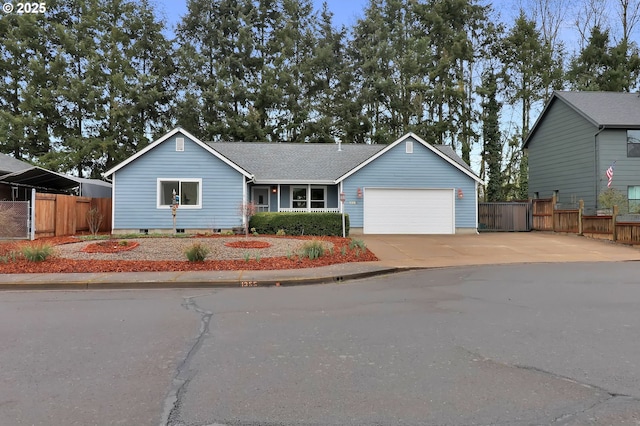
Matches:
[336,133,482,183]
[102,128,252,178]
[525,91,640,148]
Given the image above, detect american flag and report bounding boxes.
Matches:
[606,162,615,188]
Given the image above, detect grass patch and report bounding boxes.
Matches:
[21,244,53,262]
[184,242,210,262]
[300,240,325,260]
[0,250,19,263]
[349,238,367,250]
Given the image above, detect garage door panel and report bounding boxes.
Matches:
[364,188,454,234]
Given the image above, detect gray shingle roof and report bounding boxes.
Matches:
[0,153,32,175]
[207,142,387,182]
[554,91,640,127]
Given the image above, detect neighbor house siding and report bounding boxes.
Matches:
[113,133,244,230]
[598,129,640,210]
[528,99,597,208]
[342,136,477,230]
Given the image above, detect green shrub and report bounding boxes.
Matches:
[300,240,325,260]
[184,242,210,262]
[21,244,53,262]
[598,188,629,214]
[118,240,129,246]
[276,229,286,236]
[250,212,349,236]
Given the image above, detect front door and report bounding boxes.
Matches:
[252,187,270,212]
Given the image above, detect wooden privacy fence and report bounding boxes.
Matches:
[35,193,111,238]
[478,202,532,231]
[532,198,554,231]
[532,196,640,244]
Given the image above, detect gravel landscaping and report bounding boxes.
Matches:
[0,235,378,273]
[54,237,312,261]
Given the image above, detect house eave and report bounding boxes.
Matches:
[252,179,336,185]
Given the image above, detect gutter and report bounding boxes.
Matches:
[594,125,606,209]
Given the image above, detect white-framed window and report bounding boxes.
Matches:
[406,140,413,154]
[292,186,307,208]
[291,186,326,209]
[157,178,202,209]
[629,186,640,213]
[176,137,185,152]
[310,187,325,208]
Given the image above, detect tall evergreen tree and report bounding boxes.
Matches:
[567,26,640,91]
[480,72,502,202]
[0,12,58,161]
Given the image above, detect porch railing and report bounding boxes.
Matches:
[279,208,340,213]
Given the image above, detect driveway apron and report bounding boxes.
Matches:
[359,232,640,268]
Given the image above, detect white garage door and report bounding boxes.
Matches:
[363,188,455,234]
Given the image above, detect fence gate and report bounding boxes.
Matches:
[0,201,30,239]
[478,202,532,232]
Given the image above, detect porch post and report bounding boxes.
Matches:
[30,188,36,240]
[277,184,281,212]
[307,184,311,212]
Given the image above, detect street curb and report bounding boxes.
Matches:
[0,267,402,291]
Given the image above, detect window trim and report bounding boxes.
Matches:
[628,185,640,213]
[157,178,202,209]
[290,185,327,210]
[627,130,640,157]
[310,186,326,209]
[291,186,308,209]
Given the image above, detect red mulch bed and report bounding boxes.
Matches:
[224,240,271,249]
[82,240,140,253]
[0,235,377,274]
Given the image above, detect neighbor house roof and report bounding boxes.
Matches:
[0,153,111,194]
[524,91,640,148]
[0,153,32,175]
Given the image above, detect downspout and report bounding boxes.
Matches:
[594,126,606,209]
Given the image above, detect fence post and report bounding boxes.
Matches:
[612,205,618,241]
[578,200,584,235]
[552,194,557,232]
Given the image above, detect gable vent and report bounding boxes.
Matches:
[406,141,413,154]
[176,137,185,152]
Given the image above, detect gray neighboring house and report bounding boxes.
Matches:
[104,128,482,235]
[524,91,640,211]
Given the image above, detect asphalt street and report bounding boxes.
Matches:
[1,262,639,425]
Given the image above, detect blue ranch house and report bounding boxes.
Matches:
[103,128,482,234]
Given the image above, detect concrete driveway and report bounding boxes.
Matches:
[360,232,640,268]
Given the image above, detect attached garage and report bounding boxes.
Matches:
[363,188,455,234]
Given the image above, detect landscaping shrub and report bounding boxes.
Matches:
[300,240,325,260]
[21,244,53,262]
[250,212,349,236]
[184,242,210,262]
[349,238,366,250]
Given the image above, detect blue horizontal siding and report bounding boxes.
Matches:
[113,132,245,230]
[343,136,477,229]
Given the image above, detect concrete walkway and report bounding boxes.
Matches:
[1,232,638,290]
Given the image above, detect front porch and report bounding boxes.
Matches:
[249,183,341,213]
